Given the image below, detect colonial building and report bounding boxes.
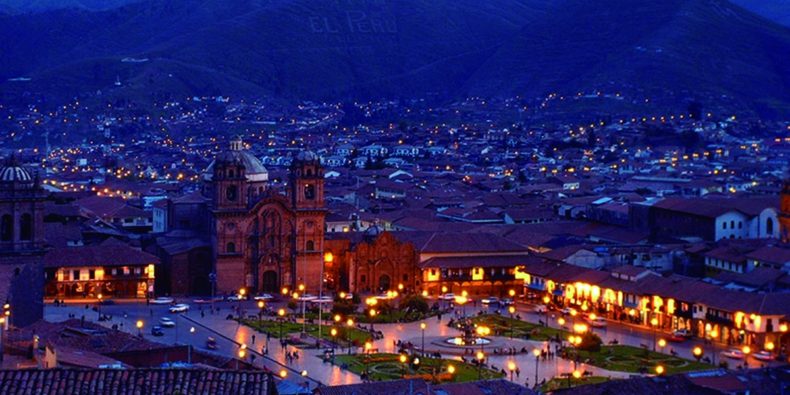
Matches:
[43,239,158,299]
[156,139,327,294]
[0,156,46,326]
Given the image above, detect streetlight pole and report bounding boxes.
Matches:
[257,300,265,328]
[420,322,426,356]
[346,319,354,354]
[651,317,658,352]
[533,348,540,387]
[97,293,103,320]
[476,350,484,380]
[238,288,246,323]
[321,253,332,343]
[509,306,516,338]
[278,308,286,341]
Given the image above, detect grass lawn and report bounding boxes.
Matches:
[469,314,569,341]
[333,353,505,383]
[241,319,372,345]
[540,376,611,392]
[572,345,711,374]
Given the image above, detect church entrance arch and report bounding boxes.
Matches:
[262,271,279,293]
[378,274,391,291]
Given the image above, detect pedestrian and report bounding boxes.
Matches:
[252,334,256,344]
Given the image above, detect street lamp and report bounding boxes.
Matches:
[346,318,354,354]
[330,328,338,354]
[532,348,540,386]
[368,308,377,331]
[508,306,516,338]
[257,300,265,328]
[279,370,287,378]
[447,364,455,376]
[476,350,485,380]
[278,308,286,340]
[420,322,427,356]
[650,317,659,351]
[97,293,103,319]
[399,353,408,377]
[136,320,143,336]
[692,346,703,362]
[655,365,665,375]
[455,295,468,318]
[238,288,246,321]
[658,338,667,353]
[507,361,516,382]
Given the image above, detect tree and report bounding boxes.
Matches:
[577,332,603,352]
[399,294,429,314]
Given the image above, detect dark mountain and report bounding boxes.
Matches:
[2,0,790,117]
[730,0,790,27]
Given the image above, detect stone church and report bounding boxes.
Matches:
[0,156,45,326]
[196,138,326,294]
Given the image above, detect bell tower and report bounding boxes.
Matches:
[289,151,326,291]
[212,137,248,211]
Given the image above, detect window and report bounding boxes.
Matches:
[360,275,366,284]
[767,218,774,234]
[20,214,32,241]
[306,240,315,251]
[89,270,95,280]
[0,215,11,241]
[722,222,727,230]
[304,184,315,200]
[72,270,79,280]
[403,274,408,282]
[738,221,742,229]
[228,169,235,178]
[227,242,236,253]
[226,185,238,201]
[730,220,735,229]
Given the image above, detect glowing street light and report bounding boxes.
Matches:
[420,322,427,356]
[655,365,665,375]
[136,320,144,336]
[507,361,517,381]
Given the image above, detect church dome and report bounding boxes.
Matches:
[0,156,35,188]
[0,165,32,183]
[202,138,268,182]
[295,150,319,163]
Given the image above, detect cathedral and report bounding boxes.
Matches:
[202,138,326,294]
[0,156,45,326]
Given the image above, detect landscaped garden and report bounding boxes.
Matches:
[333,353,504,382]
[540,376,611,392]
[240,318,372,346]
[468,313,569,341]
[570,345,711,374]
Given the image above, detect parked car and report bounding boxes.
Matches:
[722,349,745,359]
[151,297,174,305]
[253,294,274,301]
[753,351,775,361]
[169,304,190,313]
[206,337,218,350]
[481,297,500,305]
[500,298,514,306]
[439,293,456,301]
[150,325,164,336]
[668,329,691,342]
[227,294,247,301]
[159,317,176,327]
[586,317,607,328]
[534,305,547,313]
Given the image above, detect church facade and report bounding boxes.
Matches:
[203,139,326,294]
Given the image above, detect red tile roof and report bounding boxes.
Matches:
[43,243,159,268]
[0,368,275,394]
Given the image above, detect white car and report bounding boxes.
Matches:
[313,296,333,304]
[227,294,247,301]
[753,351,774,361]
[586,317,607,328]
[481,297,500,305]
[534,304,547,313]
[169,304,190,313]
[722,349,744,359]
[151,297,174,305]
[439,293,456,301]
[253,294,274,301]
[159,317,176,327]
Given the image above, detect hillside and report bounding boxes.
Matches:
[2,0,790,117]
